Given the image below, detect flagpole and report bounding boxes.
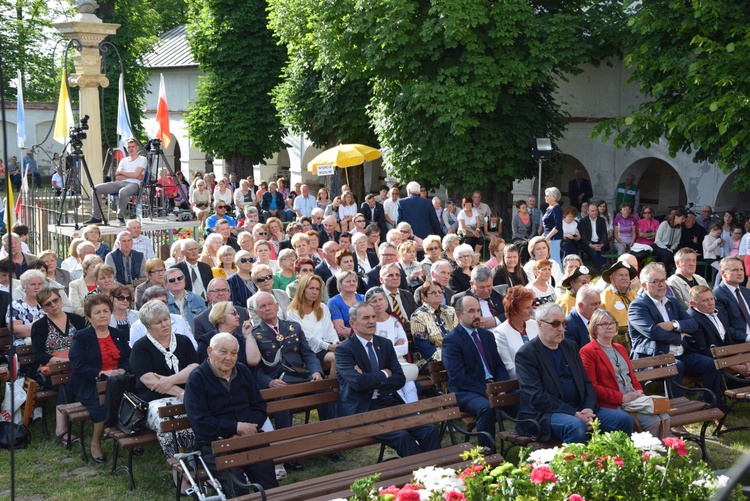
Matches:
[0,36,18,501]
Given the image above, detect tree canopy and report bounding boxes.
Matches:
[186,0,286,174]
[594,0,750,190]
[270,0,626,192]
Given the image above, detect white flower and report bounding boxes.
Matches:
[527,446,560,464]
[692,474,731,491]
[412,466,463,494]
[631,432,666,452]
[716,475,730,488]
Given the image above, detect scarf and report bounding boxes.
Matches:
[146,331,180,374]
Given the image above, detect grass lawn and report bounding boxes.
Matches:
[1,401,750,500]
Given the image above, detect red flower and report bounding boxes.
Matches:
[395,486,421,501]
[663,437,689,456]
[379,485,400,496]
[643,452,653,462]
[444,491,466,501]
[569,495,586,501]
[613,457,624,468]
[530,465,558,484]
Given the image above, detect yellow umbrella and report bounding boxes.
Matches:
[307,144,381,183]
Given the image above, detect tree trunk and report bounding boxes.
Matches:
[226,153,255,179]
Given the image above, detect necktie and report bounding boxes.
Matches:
[736,289,750,326]
[366,341,378,372]
[485,297,498,318]
[390,292,406,324]
[125,256,131,284]
[471,330,491,374]
[191,265,205,299]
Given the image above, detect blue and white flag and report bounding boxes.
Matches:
[16,70,26,148]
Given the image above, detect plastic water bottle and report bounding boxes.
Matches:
[135,198,143,221]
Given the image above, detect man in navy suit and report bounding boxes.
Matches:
[577,204,608,271]
[173,238,213,299]
[361,194,388,236]
[314,241,340,285]
[366,242,408,289]
[515,303,632,443]
[563,284,599,349]
[442,295,510,449]
[335,302,441,457]
[713,257,750,343]
[567,168,593,212]
[318,216,341,246]
[628,263,719,401]
[396,181,442,239]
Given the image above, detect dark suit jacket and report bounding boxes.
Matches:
[685,306,732,357]
[713,283,750,343]
[450,289,506,324]
[397,194,442,239]
[628,294,698,358]
[366,264,408,290]
[442,326,509,408]
[261,191,285,212]
[564,309,591,349]
[567,178,593,211]
[315,261,337,285]
[252,320,322,388]
[69,326,131,401]
[578,216,608,246]
[361,201,386,226]
[318,231,341,247]
[173,261,213,295]
[335,334,406,416]
[193,305,249,342]
[515,337,598,441]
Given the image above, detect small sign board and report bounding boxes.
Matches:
[316,164,335,176]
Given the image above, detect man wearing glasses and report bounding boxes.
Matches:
[206,199,238,233]
[365,242,408,289]
[714,256,750,343]
[173,239,213,299]
[516,303,633,444]
[629,263,717,406]
[129,286,193,347]
[165,268,207,331]
[194,278,251,341]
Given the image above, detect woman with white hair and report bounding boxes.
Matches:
[200,233,223,267]
[542,186,563,266]
[212,245,238,279]
[7,269,47,344]
[228,250,258,308]
[163,240,184,268]
[449,243,474,293]
[352,232,377,275]
[130,300,198,491]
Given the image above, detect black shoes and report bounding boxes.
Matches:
[327,452,345,462]
[283,461,304,471]
[83,217,102,224]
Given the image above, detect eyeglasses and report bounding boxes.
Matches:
[380,253,397,258]
[150,268,166,274]
[228,310,239,316]
[426,290,443,297]
[538,319,567,329]
[42,297,61,308]
[426,246,440,251]
[597,322,618,330]
[458,254,472,259]
[112,295,132,301]
[355,219,365,223]
[400,230,410,234]
[167,275,185,283]
[239,258,253,264]
[209,288,230,294]
[645,279,667,285]
[256,275,273,283]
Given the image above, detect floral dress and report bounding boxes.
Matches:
[7,298,45,345]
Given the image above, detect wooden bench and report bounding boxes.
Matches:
[211,393,497,501]
[487,379,560,456]
[711,343,750,436]
[427,361,477,435]
[631,353,724,459]
[58,379,108,464]
[105,426,159,490]
[15,345,64,437]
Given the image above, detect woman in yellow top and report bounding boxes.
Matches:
[211,245,238,279]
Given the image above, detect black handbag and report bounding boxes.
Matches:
[117,391,149,436]
[0,421,31,449]
[280,362,312,383]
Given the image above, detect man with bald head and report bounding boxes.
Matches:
[319,215,341,246]
[185,333,278,495]
[397,181,443,239]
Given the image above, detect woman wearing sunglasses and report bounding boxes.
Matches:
[31,287,87,443]
[227,250,258,309]
[109,284,139,341]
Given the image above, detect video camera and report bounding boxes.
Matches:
[69,115,90,155]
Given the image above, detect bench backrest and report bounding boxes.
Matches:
[630,353,679,382]
[260,378,339,416]
[15,344,35,367]
[211,393,461,471]
[0,327,9,352]
[711,343,750,371]
[427,361,449,394]
[158,403,190,435]
[487,379,521,409]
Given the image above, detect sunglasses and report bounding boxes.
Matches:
[538,319,567,329]
[256,232,267,236]
[256,275,273,283]
[216,205,227,209]
[42,297,62,308]
[426,246,440,251]
[167,275,185,283]
[112,295,132,301]
[239,258,254,264]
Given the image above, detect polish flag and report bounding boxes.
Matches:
[155,74,171,149]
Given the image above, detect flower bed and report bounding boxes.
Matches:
[338,425,740,501]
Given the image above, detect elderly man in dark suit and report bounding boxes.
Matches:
[442,295,509,449]
[361,193,388,236]
[450,265,505,330]
[366,242,408,289]
[567,168,593,212]
[379,262,418,336]
[577,204,608,271]
[629,263,720,403]
[193,278,250,340]
[714,256,750,343]
[396,181,442,239]
[318,216,341,246]
[414,260,455,306]
[515,303,633,443]
[172,239,213,300]
[335,302,441,457]
[563,283,599,349]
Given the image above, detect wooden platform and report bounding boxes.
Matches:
[48,218,201,238]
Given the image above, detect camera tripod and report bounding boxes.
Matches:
[136,138,188,220]
[56,116,107,228]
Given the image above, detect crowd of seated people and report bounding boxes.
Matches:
[11,174,750,496]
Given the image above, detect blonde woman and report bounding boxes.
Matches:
[190,180,211,227]
[69,255,104,316]
[199,233,223,267]
[60,237,84,273]
[212,245,238,279]
[398,240,424,291]
[338,191,357,232]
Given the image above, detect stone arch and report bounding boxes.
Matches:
[621,157,687,214]
[544,154,590,207]
[715,170,750,214]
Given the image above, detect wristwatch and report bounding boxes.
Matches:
[672,320,679,331]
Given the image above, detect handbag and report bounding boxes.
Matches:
[621,395,670,414]
[280,362,312,383]
[0,421,31,449]
[117,391,149,436]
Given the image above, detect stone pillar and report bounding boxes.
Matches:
[53,1,119,186]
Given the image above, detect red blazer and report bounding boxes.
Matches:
[579,339,643,409]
